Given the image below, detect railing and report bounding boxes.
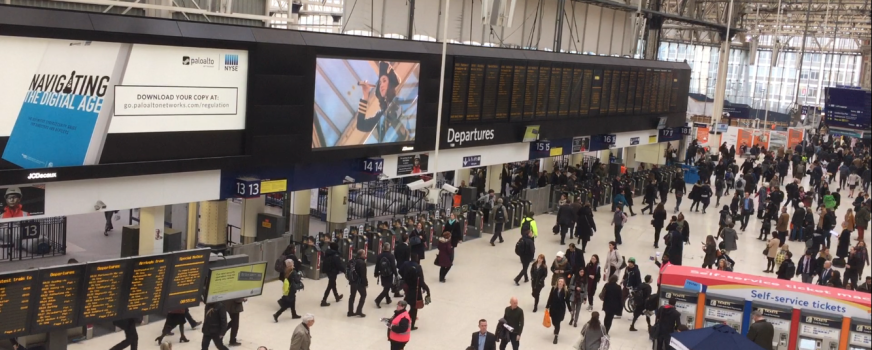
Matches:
[226,224,241,245]
[0,217,67,262]
[315,179,454,222]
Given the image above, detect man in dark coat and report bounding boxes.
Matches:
[470,319,498,350]
[201,302,229,350]
[222,298,245,346]
[399,259,430,330]
[347,250,368,317]
[374,242,397,308]
[320,243,344,306]
[575,203,596,252]
[514,230,536,285]
[556,202,575,245]
[653,297,683,350]
[747,310,775,350]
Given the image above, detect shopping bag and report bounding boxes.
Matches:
[543,309,552,328]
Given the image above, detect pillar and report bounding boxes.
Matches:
[290,190,311,242]
[186,202,198,249]
[570,153,584,167]
[710,37,731,131]
[198,200,228,248]
[455,168,471,187]
[326,185,348,234]
[487,165,502,194]
[138,206,165,255]
[541,157,554,173]
[240,196,265,244]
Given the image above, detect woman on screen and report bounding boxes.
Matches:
[355,61,406,144]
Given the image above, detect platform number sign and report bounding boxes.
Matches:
[659,127,683,142]
[19,220,40,238]
[360,158,384,174]
[680,126,692,135]
[534,141,551,151]
[601,134,616,145]
[235,178,261,198]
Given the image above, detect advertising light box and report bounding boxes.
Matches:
[0,36,248,170]
[204,262,267,303]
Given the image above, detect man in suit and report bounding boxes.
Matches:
[817,261,833,286]
[796,250,816,284]
[747,310,774,350]
[556,201,575,245]
[740,192,755,231]
[471,319,497,350]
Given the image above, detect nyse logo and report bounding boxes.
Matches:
[224,54,239,72]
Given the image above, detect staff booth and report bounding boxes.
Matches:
[660,265,872,350]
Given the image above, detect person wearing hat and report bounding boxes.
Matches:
[411,155,422,174]
[356,61,406,144]
[2,187,29,218]
[550,251,570,287]
[386,300,411,350]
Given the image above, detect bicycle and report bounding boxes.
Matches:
[623,287,637,313]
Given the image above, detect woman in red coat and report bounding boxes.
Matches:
[436,231,454,282]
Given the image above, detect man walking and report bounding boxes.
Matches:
[796,250,816,283]
[347,250,368,317]
[513,230,535,285]
[470,319,497,350]
[556,200,575,245]
[320,243,344,306]
[290,314,314,350]
[490,198,509,246]
[374,243,397,308]
[740,192,755,231]
[499,297,524,350]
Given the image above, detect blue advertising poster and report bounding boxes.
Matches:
[824,87,871,130]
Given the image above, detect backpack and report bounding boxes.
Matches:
[645,294,659,311]
[290,270,304,291]
[345,259,359,282]
[521,218,532,233]
[515,238,527,256]
[378,256,393,278]
[725,171,734,181]
[783,260,796,278]
[722,214,733,227]
[494,206,506,222]
[274,255,288,273]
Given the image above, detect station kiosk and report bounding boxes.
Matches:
[660,287,698,330]
[703,297,744,332]
[756,306,793,350]
[796,313,842,350]
[848,320,871,350]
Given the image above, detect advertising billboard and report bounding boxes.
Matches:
[204,262,267,303]
[396,153,428,176]
[0,184,46,221]
[0,36,248,170]
[313,58,419,148]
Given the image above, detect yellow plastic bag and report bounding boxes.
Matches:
[543,309,552,328]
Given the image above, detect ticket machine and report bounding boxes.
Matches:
[754,305,793,350]
[659,288,698,330]
[848,320,871,350]
[796,312,842,350]
[702,297,744,332]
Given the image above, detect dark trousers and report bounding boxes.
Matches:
[846,270,859,288]
[777,231,787,246]
[104,211,114,231]
[553,320,562,335]
[766,257,775,271]
[654,227,662,247]
[642,201,654,213]
[533,286,544,309]
[490,222,505,243]
[499,336,519,350]
[790,226,803,241]
[604,312,615,333]
[515,259,531,282]
[184,309,198,328]
[690,200,700,211]
[740,213,751,229]
[225,312,239,342]
[560,224,570,244]
[674,196,683,211]
[390,340,408,350]
[439,266,452,281]
[109,325,138,350]
[201,335,229,350]
[409,305,419,329]
[375,284,393,304]
[348,285,366,314]
[322,275,340,302]
[631,307,650,327]
[660,192,668,206]
[275,296,297,317]
[614,225,623,244]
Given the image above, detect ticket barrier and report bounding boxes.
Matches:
[511,200,524,228]
[796,312,842,350]
[659,287,699,330]
[483,206,495,234]
[422,220,436,251]
[350,228,368,259]
[848,320,871,350]
[336,229,351,266]
[301,244,322,280]
[518,199,532,217]
[754,305,793,350]
[465,208,483,241]
[317,231,331,251]
[603,182,612,205]
[702,296,744,333]
[365,227,382,265]
[503,201,517,230]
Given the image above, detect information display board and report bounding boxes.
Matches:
[204,262,267,303]
[31,265,84,334]
[0,270,37,338]
[164,249,209,311]
[80,260,129,324]
[824,87,871,130]
[124,254,170,316]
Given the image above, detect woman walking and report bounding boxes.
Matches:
[531,254,549,313]
[444,213,463,248]
[545,278,571,344]
[436,231,454,282]
[575,312,605,350]
[604,242,621,280]
[652,203,667,248]
[702,235,717,269]
[568,268,587,327]
[155,309,188,344]
[274,260,301,321]
[584,255,601,311]
[601,275,623,333]
[575,202,596,252]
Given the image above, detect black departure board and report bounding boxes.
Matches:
[535,64,551,118]
[31,265,84,334]
[656,71,667,113]
[465,62,485,121]
[495,64,513,120]
[670,73,679,112]
[523,65,538,120]
[509,64,526,120]
[568,67,583,116]
[580,69,593,115]
[608,70,620,114]
[125,255,170,316]
[0,270,37,338]
[617,70,630,113]
[81,260,129,323]
[643,70,656,113]
[449,60,470,123]
[627,71,638,114]
[164,250,210,311]
[600,70,612,114]
[480,62,500,121]
[589,70,602,115]
[634,71,645,113]
[547,65,562,117]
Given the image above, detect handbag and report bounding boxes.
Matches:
[543,309,552,328]
[598,287,605,301]
[553,225,560,234]
[763,247,770,256]
[598,325,611,350]
[415,278,425,309]
[619,256,627,270]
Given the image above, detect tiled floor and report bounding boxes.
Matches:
[52,169,870,350]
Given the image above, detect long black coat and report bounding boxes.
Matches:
[601,282,623,314]
[575,207,596,242]
[443,220,463,247]
[375,251,397,287]
[545,287,569,322]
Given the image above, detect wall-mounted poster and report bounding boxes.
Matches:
[571,136,590,154]
[397,153,429,176]
[313,58,419,148]
[0,184,46,221]
[0,36,249,170]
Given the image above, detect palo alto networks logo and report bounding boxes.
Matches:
[223,54,239,72]
[182,56,215,67]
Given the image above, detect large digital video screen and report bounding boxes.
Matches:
[204,262,267,303]
[0,36,248,170]
[313,58,419,148]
